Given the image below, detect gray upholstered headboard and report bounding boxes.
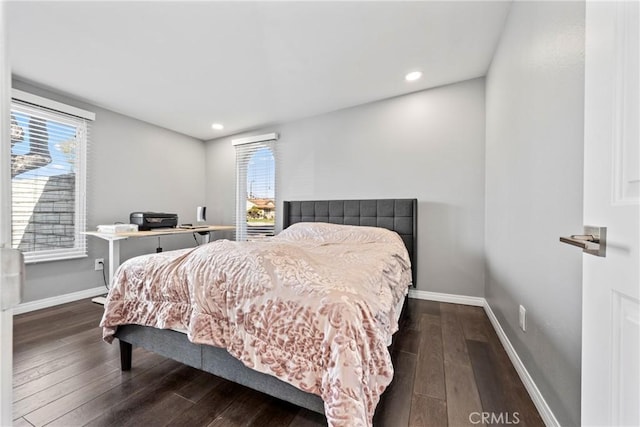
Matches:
[282,199,417,286]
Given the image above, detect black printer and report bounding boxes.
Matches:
[129,212,178,231]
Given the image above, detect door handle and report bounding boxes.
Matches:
[560,226,606,257]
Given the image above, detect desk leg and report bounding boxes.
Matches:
[108,239,120,286]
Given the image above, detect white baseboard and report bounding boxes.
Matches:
[408,288,558,427]
[409,288,485,306]
[483,301,560,427]
[13,286,107,315]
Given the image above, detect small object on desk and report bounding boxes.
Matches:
[197,206,207,222]
[130,212,178,230]
[179,224,209,229]
[97,224,138,233]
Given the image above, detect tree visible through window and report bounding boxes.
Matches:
[10,95,91,263]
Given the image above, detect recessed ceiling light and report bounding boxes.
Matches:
[405,71,422,82]
[211,123,224,130]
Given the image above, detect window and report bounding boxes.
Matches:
[10,90,94,263]
[233,133,278,241]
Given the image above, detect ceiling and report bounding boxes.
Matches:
[7,1,511,141]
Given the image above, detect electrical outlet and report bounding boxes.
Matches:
[95,258,104,271]
[519,305,526,332]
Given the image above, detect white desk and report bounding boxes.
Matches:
[84,225,234,286]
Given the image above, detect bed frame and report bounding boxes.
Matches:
[115,198,417,415]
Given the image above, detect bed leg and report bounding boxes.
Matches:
[120,340,132,371]
[400,294,410,327]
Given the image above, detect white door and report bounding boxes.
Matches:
[582,1,639,426]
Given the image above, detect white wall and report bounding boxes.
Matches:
[485,2,585,425]
[12,79,206,302]
[206,78,486,296]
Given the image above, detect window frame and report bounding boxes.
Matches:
[10,90,94,263]
[233,133,278,242]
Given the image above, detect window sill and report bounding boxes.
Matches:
[24,252,88,264]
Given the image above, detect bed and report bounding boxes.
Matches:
[101,198,417,427]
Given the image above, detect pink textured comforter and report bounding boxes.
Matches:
[100,222,411,426]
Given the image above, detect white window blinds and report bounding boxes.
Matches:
[10,91,93,263]
[233,133,278,241]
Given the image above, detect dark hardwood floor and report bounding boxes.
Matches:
[13,298,544,426]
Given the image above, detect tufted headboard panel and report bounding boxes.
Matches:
[282,199,417,286]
